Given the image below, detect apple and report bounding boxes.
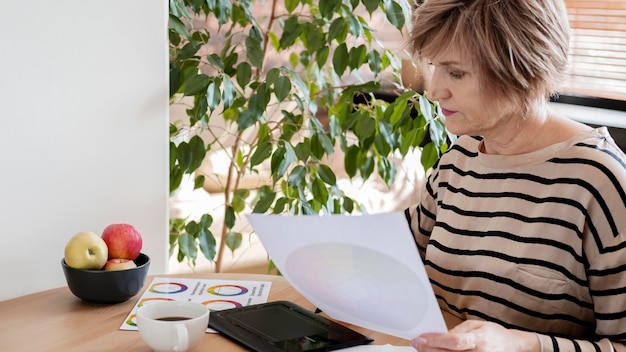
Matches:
[101,223,142,260]
[103,258,137,271]
[64,231,108,270]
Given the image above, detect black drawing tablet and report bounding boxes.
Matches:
[209,301,374,351]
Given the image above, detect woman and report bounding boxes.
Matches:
[404,0,626,351]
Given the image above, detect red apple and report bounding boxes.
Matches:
[101,223,142,260]
[103,258,137,271]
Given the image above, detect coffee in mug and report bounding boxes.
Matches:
[136,301,209,352]
[156,316,192,322]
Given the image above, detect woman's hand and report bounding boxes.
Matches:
[410,320,540,352]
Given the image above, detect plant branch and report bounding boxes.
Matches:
[214,132,242,273]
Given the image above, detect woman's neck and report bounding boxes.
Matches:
[480,106,591,155]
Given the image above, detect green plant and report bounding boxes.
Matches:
[168,0,454,272]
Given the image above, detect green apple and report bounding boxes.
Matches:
[64,231,108,270]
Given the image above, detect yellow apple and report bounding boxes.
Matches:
[103,258,137,271]
[64,231,108,270]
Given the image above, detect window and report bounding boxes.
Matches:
[561,1,626,106]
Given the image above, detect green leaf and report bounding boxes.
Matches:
[378,120,395,149]
[250,141,272,167]
[346,14,363,38]
[362,0,379,15]
[232,188,250,212]
[332,43,349,76]
[193,175,205,190]
[236,62,252,88]
[349,44,368,70]
[212,0,231,24]
[318,164,337,185]
[169,14,190,40]
[237,109,257,130]
[270,145,287,180]
[377,156,396,185]
[319,0,339,19]
[169,0,190,20]
[188,92,208,124]
[198,229,216,261]
[280,16,302,49]
[169,140,179,169]
[273,197,289,214]
[206,53,225,71]
[343,196,354,213]
[199,213,213,228]
[252,188,276,213]
[269,31,280,50]
[400,124,426,155]
[354,116,376,143]
[360,155,375,179]
[170,166,183,194]
[175,41,202,63]
[316,46,330,67]
[185,219,199,234]
[246,26,264,69]
[274,75,292,102]
[176,142,192,171]
[294,141,311,161]
[419,95,434,121]
[368,50,382,75]
[344,145,359,178]
[384,0,406,30]
[225,206,236,229]
[222,51,239,76]
[252,83,270,114]
[178,233,197,260]
[287,165,306,187]
[221,75,235,108]
[206,80,221,110]
[225,231,243,253]
[289,52,299,68]
[311,178,329,204]
[302,23,325,53]
[183,73,210,96]
[429,115,447,147]
[310,133,325,160]
[285,0,299,13]
[420,141,439,171]
[386,103,406,129]
[266,68,280,85]
[169,65,182,97]
[328,17,348,42]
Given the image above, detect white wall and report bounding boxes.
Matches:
[0,0,169,301]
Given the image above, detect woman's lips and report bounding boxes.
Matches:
[440,107,456,116]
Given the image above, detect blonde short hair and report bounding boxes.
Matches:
[409,0,570,108]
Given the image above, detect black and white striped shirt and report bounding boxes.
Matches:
[405,127,626,352]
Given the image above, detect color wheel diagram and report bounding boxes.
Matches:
[120,277,272,331]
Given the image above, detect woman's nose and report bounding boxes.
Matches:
[425,69,448,102]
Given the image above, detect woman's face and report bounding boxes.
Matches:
[425,48,512,138]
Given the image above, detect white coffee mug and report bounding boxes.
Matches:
[136,301,209,352]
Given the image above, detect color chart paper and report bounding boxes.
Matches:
[120,277,272,332]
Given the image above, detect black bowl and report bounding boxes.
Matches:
[61,253,150,304]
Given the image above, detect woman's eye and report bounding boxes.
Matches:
[448,70,464,79]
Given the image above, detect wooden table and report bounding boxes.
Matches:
[0,273,409,351]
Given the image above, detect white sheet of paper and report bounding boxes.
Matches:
[247,212,447,340]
